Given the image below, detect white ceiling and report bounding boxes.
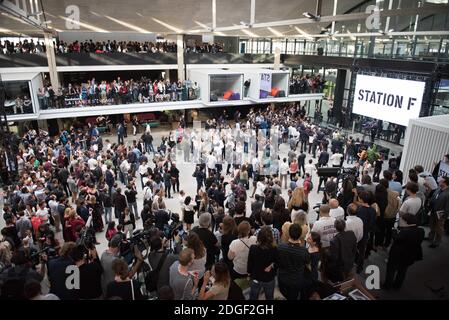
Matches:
[0,0,447,38]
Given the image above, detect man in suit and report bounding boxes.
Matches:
[326,219,357,282]
[318,149,329,168]
[113,187,127,220]
[383,214,424,290]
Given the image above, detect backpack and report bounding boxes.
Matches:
[308,179,314,191]
[145,252,168,292]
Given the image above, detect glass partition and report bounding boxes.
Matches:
[209,74,242,101]
[3,81,34,115]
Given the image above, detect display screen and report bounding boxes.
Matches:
[353,75,425,126]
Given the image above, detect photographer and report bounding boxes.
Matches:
[100,232,145,293]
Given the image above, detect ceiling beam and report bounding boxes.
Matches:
[189,5,449,34]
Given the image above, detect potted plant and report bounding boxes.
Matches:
[367,144,381,164]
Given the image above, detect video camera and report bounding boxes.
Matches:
[76,227,96,251]
[120,229,152,264]
[338,167,358,185]
[30,245,58,266]
[163,212,183,240]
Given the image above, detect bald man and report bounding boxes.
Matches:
[329,198,345,220]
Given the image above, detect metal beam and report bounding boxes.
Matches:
[315,0,322,17]
[212,0,216,30]
[250,0,256,26]
[188,5,449,34]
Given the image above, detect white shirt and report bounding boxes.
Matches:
[87,158,98,170]
[139,164,149,176]
[179,195,186,211]
[311,216,337,248]
[229,236,257,275]
[207,154,217,169]
[345,215,364,243]
[255,181,266,197]
[120,160,130,173]
[330,153,343,166]
[143,186,153,201]
[329,207,345,220]
[279,162,289,175]
[252,158,260,172]
[305,164,315,176]
[36,207,49,221]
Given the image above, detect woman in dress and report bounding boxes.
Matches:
[183,196,195,231]
[87,195,104,233]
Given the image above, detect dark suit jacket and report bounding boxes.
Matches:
[114,194,127,212]
[330,231,357,274]
[389,226,424,266]
[318,151,329,165]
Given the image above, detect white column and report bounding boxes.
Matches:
[44,32,60,89]
[164,69,170,82]
[274,47,281,70]
[177,34,185,81]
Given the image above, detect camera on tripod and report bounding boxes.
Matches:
[30,246,57,266]
[120,229,152,264]
[76,227,96,251]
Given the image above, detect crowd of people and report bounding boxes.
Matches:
[0,103,448,300]
[289,74,326,94]
[36,77,200,110]
[0,39,225,55]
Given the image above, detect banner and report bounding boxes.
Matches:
[353,75,425,127]
[260,73,271,92]
[439,161,449,178]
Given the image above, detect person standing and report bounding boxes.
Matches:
[428,176,449,248]
[117,122,125,145]
[383,214,424,290]
[247,226,277,300]
[277,224,310,300]
[311,204,337,248]
[325,219,357,282]
[169,248,200,300]
[355,191,377,273]
[279,158,289,189]
[297,151,306,177]
[381,179,400,248]
[228,221,257,280]
[170,163,180,194]
[113,188,127,220]
[125,183,139,220]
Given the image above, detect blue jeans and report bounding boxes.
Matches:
[128,202,139,219]
[249,279,275,300]
[104,207,112,224]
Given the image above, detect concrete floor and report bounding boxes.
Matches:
[2,121,448,300]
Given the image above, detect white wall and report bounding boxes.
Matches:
[400,115,449,175]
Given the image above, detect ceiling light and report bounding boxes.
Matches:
[303,12,320,21]
[267,27,283,37]
[105,15,151,33]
